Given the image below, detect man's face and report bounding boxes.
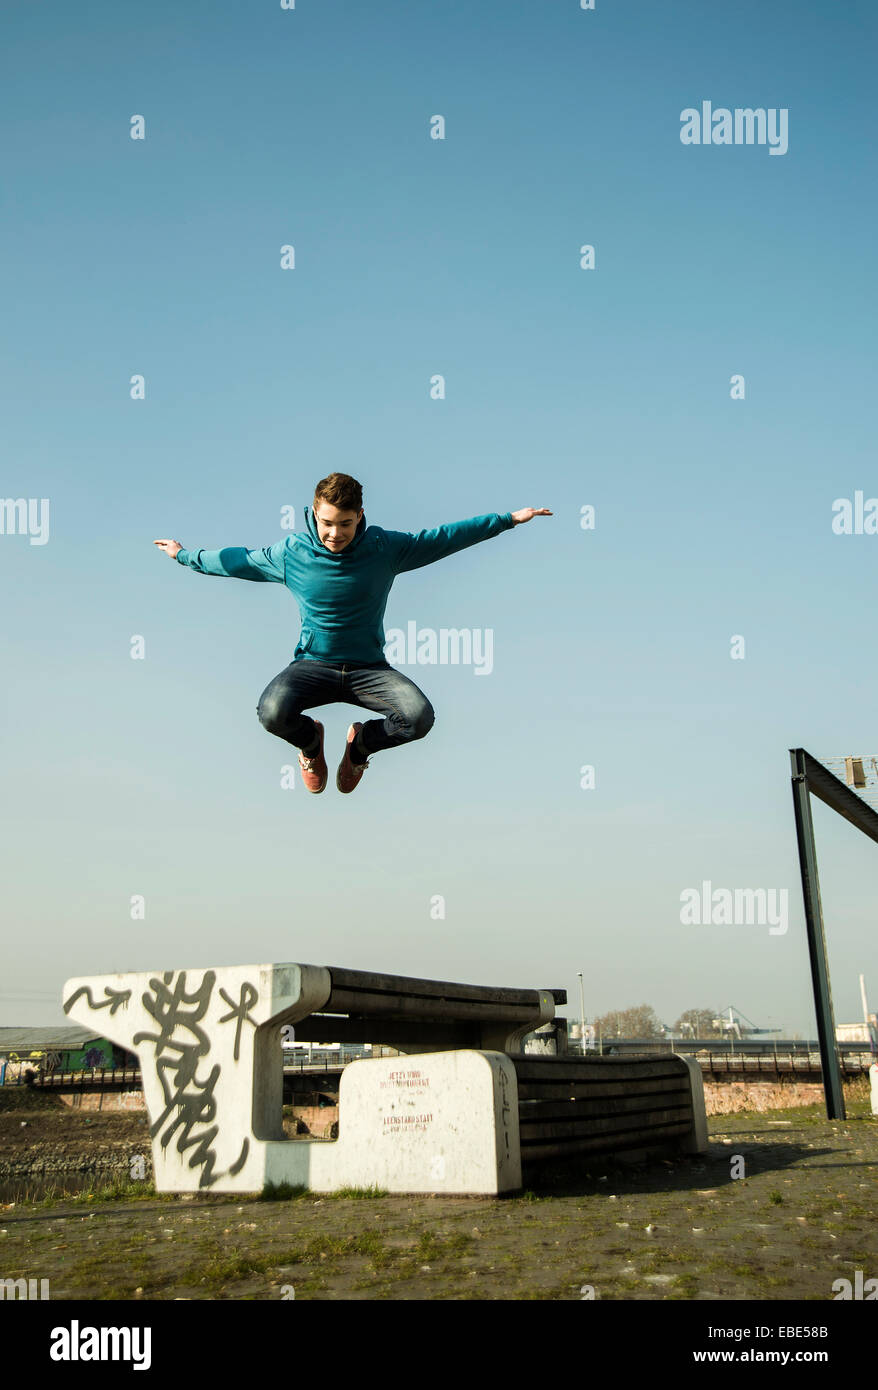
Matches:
[313,501,363,552]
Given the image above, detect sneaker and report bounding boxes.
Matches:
[337,722,370,794]
[298,720,327,793]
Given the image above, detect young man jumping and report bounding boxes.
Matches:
[155,473,550,794]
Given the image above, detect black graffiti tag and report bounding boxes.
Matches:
[63,985,132,1017]
[218,981,259,1061]
[133,970,247,1188]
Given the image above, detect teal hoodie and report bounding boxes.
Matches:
[175,507,515,664]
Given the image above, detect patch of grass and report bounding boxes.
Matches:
[700,1256,740,1274]
[306,1231,385,1259]
[64,1254,122,1284]
[178,1250,274,1288]
[258,1182,309,1202]
[258,1182,389,1201]
[325,1185,389,1199]
[76,1177,158,1204]
[416,1229,471,1258]
[847,1252,874,1268]
[648,1247,698,1266]
[11,1175,162,1209]
[285,1226,479,1281]
[668,1273,699,1298]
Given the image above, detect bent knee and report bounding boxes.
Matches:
[411,702,435,739]
[257,697,284,735]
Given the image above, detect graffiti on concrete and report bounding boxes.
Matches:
[63,985,131,1016]
[132,970,252,1187]
[68,969,258,1189]
[218,982,259,1062]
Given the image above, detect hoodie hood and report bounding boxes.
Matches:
[304,505,367,555]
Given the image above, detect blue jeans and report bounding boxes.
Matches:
[256,659,435,756]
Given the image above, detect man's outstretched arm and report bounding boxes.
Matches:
[154,538,286,581]
[385,508,551,575]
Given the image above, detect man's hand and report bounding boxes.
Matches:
[154,539,183,559]
[510,508,552,526]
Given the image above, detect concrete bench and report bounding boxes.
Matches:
[62,961,707,1195]
[514,1054,708,1168]
[284,963,563,1053]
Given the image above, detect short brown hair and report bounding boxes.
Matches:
[313,472,363,513]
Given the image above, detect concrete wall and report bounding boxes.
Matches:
[58,1091,147,1113]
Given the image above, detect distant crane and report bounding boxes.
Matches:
[712,1005,782,1040]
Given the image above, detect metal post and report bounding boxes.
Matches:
[861,973,877,1055]
[790,749,846,1119]
[577,972,586,1056]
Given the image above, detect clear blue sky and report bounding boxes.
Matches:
[2,0,876,1037]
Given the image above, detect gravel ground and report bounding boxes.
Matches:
[0,1087,875,1301]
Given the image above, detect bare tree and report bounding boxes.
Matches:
[593,1004,663,1039]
